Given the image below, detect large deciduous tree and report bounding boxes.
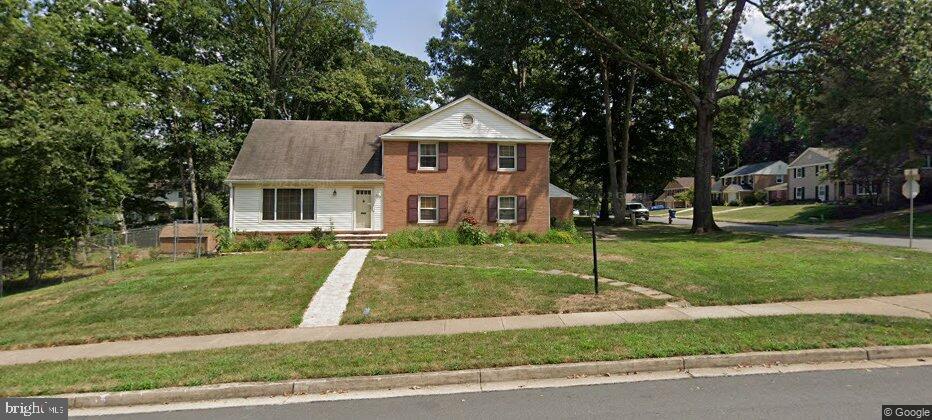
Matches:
[564,0,836,232]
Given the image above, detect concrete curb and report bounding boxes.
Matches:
[60,345,932,408]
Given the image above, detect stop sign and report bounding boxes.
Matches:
[902,180,920,199]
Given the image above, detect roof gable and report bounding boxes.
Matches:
[788,148,839,167]
[723,160,787,177]
[382,95,551,142]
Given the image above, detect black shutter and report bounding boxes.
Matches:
[408,142,418,170]
[407,195,418,223]
[487,144,498,171]
[488,196,498,222]
[438,143,448,171]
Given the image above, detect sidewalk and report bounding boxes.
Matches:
[659,217,932,251]
[1,293,929,367]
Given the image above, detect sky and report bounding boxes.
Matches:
[365,0,773,64]
[367,0,448,61]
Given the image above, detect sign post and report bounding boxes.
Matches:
[902,169,921,249]
[590,213,599,294]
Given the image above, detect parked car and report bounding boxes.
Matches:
[625,202,650,220]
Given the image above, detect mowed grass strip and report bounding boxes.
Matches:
[847,211,932,238]
[0,315,928,397]
[0,251,345,350]
[342,258,660,324]
[375,225,932,306]
[711,204,838,224]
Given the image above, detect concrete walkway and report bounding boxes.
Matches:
[300,248,369,327]
[660,217,932,251]
[1,293,929,367]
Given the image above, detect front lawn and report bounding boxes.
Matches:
[847,211,932,238]
[1,315,928,397]
[342,257,660,324]
[711,204,838,224]
[0,250,345,350]
[374,225,932,306]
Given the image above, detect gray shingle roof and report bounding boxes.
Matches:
[549,184,577,199]
[227,120,402,181]
[723,160,787,177]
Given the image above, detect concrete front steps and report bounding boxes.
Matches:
[335,232,387,249]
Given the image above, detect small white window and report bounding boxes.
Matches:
[418,196,438,223]
[776,175,784,183]
[856,184,876,195]
[418,143,438,170]
[498,196,517,222]
[794,187,804,200]
[498,144,516,171]
[924,154,931,169]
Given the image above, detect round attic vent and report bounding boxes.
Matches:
[462,114,475,128]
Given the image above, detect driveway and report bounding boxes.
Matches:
[658,217,932,252]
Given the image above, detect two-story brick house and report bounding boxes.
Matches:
[718,160,787,203]
[226,96,562,235]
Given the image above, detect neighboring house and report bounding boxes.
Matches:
[226,95,557,234]
[718,160,787,204]
[656,177,715,208]
[549,184,577,222]
[786,147,851,202]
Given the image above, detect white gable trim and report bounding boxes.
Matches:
[787,148,835,168]
[382,95,552,143]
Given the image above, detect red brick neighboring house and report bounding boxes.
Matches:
[226,96,558,234]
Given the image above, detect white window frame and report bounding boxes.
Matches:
[418,195,438,223]
[418,142,438,171]
[498,144,517,171]
[794,187,804,200]
[776,175,784,183]
[924,154,931,169]
[856,184,876,196]
[498,195,517,223]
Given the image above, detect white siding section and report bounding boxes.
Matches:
[371,187,383,231]
[388,99,542,140]
[232,185,383,232]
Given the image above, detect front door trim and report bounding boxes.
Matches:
[353,189,373,231]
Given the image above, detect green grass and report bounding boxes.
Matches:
[0,250,345,350]
[0,315,927,397]
[342,258,661,324]
[847,211,932,238]
[374,225,932,306]
[710,204,839,225]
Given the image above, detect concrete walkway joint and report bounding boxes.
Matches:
[300,248,369,327]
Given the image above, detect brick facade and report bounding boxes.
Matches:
[550,197,574,222]
[382,141,550,233]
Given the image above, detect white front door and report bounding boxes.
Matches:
[355,190,372,229]
[817,185,827,202]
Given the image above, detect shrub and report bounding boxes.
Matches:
[490,223,517,244]
[287,233,319,249]
[456,220,489,245]
[237,235,271,252]
[372,228,459,249]
[216,227,235,252]
[543,229,581,244]
[552,217,577,232]
[266,239,291,251]
[743,193,760,206]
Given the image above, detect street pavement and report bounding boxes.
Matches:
[659,217,932,251]
[80,365,932,420]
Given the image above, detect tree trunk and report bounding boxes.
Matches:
[187,145,199,223]
[691,101,719,233]
[26,244,40,286]
[619,71,636,226]
[599,57,623,225]
[599,180,610,221]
